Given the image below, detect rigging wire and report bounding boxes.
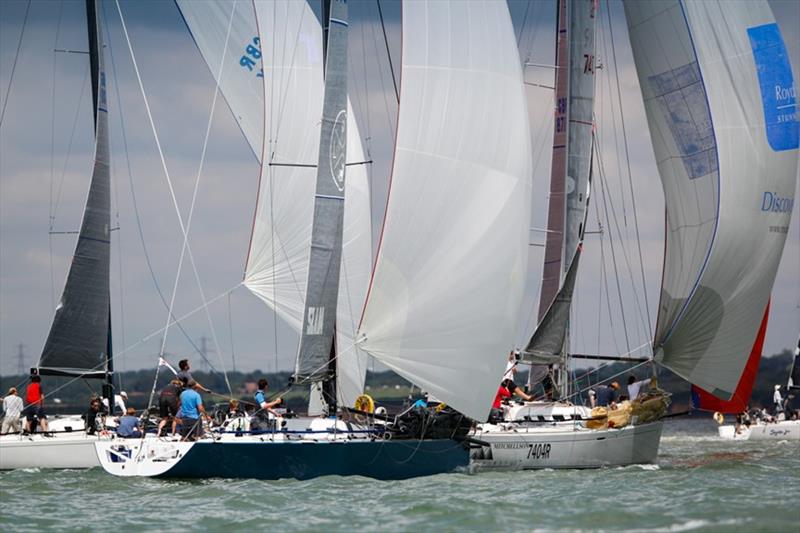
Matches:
[48,1,65,310]
[0,0,31,129]
[103,3,212,371]
[604,0,653,340]
[100,1,127,387]
[114,0,232,391]
[375,0,398,104]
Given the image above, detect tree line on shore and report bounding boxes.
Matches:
[1,349,794,414]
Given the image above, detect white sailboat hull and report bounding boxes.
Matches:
[0,433,102,470]
[471,420,663,470]
[718,420,800,441]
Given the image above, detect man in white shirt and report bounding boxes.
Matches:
[627,375,650,401]
[102,391,128,415]
[2,387,24,434]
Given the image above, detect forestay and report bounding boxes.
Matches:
[38,2,111,379]
[357,0,532,422]
[625,0,797,399]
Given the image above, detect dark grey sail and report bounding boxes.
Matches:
[789,335,800,392]
[522,250,582,366]
[293,0,348,389]
[38,0,111,379]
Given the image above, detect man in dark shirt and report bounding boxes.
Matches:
[595,382,620,407]
[157,378,183,436]
[84,398,103,435]
[176,360,210,393]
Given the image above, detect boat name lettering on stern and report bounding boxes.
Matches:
[493,442,552,460]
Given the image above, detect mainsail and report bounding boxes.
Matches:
[38,0,111,379]
[523,0,596,374]
[294,0,349,386]
[357,0,532,422]
[625,0,798,399]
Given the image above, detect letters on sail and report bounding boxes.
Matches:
[624,0,797,400]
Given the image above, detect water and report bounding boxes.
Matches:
[1,419,798,532]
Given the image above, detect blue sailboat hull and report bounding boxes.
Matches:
[157,439,469,481]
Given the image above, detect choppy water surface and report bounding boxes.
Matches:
[1,419,798,532]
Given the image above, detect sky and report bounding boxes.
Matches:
[0,0,798,377]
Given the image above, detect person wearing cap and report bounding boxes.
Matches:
[102,391,128,415]
[2,387,24,434]
[594,382,619,408]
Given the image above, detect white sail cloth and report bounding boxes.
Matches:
[357,0,532,422]
[177,0,371,409]
[625,0,797,398]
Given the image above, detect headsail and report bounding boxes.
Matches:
[228,0,371,407]
[691,303,769,413]
[357,0,532,422]
[523,0,596,372]
[38,0,111,379]
[175,0,263,159]
[625,0,798,399]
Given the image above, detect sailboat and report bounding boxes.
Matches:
[472,0,797,470]
[0,0,118,470]
[716,334,800,441]
[94,0,533,481]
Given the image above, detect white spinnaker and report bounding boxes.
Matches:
[176,0,263,158]
[180,0,371,407]
[358,0,532,422]
[625,0,797,398]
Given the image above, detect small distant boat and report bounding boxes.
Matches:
[717,335,800,442]
[0,0,121,471]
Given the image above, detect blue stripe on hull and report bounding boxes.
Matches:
[158,439,469,481]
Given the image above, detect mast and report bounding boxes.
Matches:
[293,0,349,415]
[525,0,597,396]
[87,0,114,407]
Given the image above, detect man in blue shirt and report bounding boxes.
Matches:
[180,381,207,441]
[594,382,620,408]
[117,407,142,438]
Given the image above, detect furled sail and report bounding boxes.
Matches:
[523,0,596,371]
[176,0,263,158]
[357,0,532,422]
[38,0,111,379]
[294,0,349,384]
[625,0,798,399]
[230,0,371,406]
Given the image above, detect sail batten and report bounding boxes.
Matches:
[358,0,532,422]
[625,0,798,398]
[38,0,111,378]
